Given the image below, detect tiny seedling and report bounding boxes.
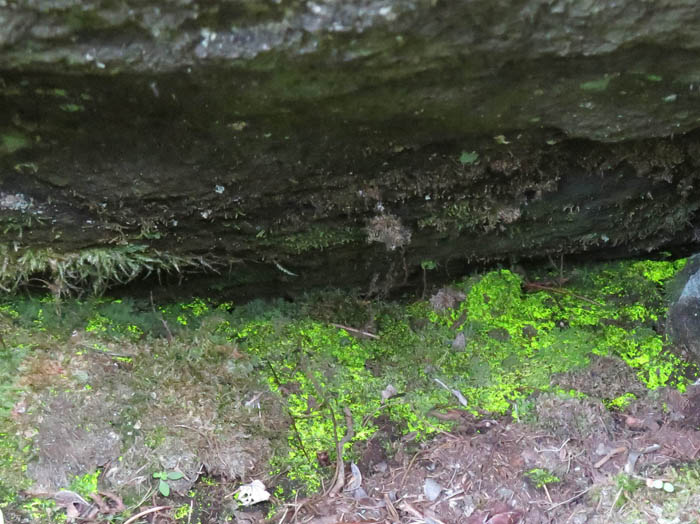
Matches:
[153,470,184,497]
[525,468,560,489]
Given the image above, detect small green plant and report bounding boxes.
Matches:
[458,151,479,165]
[153,470,184,497]
[525,468,560,488]
[615,473,643,493]
[511,398,537,424]
[420,260,437,271]
[70,471,99,498]
[604,393,636,410]
[173,503,190,520]
[614,473,644,506]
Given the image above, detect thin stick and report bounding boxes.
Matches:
[266,361,311,462]
[400,450,422,487]
[330,323,379,340]
[543,483,553,504]
[546,487,592,512]
[123,505,171,524]
[524,282,603,307]
[594,446,627,469]
[328,407,355,496]
[150,291,173,343]
[607,488,623,520]
[187,499,193,524]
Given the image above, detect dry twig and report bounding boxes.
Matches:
[327,407,355,496]
[330,323,379,340]
[594,446,627,469]
[123,505,171,524]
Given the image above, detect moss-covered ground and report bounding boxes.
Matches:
[0,256,699,522]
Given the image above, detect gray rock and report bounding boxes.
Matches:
[452,332,466,351]
[2,1,700,297]
[668,255,700,364]
[496,486,515,501]
[423,477,443,501]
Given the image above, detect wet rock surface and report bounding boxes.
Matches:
[2,1,700,295]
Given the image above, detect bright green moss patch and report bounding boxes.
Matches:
[525,468,560,488]
[605,393,636,410]
[209,258,689,490]
[69,470,100,498]
[0,256,694,512]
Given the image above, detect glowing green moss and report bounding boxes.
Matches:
[69,470,99,498]
[0,256,691,508]
[605,393,636,410]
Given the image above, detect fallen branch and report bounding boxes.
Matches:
[330,323,379,340]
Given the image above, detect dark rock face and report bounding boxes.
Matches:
[2,1,700,295]
[668,255,700,364]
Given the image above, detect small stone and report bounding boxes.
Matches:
[496,486,514,501]
[452,332,466,351]
[373,461,387,473]
[423,478,443,501]
[571,512,589,524]
[462,495,475,517]
[381,384,398,402]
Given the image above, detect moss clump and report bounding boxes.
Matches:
[278,226,362,254]
[0,244,214,296]
[0,132,30,154]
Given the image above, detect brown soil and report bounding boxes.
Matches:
[265,383,700,524]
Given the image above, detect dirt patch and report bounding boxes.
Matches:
[6,327,278,511]
[551,355,649,401]
[280,383,700,523]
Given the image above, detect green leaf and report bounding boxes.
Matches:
[421,260,437,271]
[167,471,184,480]
[153,472,165,479]
[459,151,479,165]
[159,479,170,497]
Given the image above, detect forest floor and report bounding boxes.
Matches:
[1,257,700,523]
